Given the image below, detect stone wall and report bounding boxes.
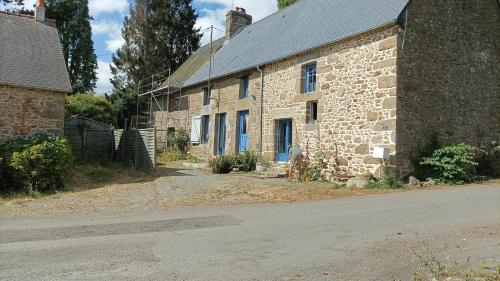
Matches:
[395,0,500,173]
[261,26,399,176]
[0,85,65,143]
[154,71,262,160]
[155,26,399,176]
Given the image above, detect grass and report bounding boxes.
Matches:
[76,164,114,183]
[411,248,500,281]
[159,149,205,164]
[69,162,146,190]
[159,149,187,162]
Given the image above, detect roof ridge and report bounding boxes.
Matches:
[0,11,57,27]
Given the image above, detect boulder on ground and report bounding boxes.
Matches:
[408,176,421,187]
[346,175,370,189]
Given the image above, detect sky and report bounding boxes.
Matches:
[12,0,278,95]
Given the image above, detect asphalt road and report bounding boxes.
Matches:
[1,186,499,281]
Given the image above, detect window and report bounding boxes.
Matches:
[191,117,202,144]
[304,63,317,94]
[203,87,212,106]
[201,115,210,144]
[307,101,318,124]
[239,76,250,99]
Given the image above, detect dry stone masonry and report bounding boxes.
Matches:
[0,85,65,143]
[154,0,499,177]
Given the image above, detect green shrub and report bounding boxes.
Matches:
[477,142,500,178]
[383,168,405,189]
[66,93,116,125]
[232,152,257,172]
[209,152,257,174]
[160,149,187,162]
[167,129,190,152]
[411,134,442,181]
[1,134,74,193]
[365,181,384,189]
[209,156,233,174]
[301,150,329,182]
[420,143,479,184]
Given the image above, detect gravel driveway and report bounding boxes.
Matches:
[0,162,394,217]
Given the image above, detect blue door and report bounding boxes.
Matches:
[216,113,226,155]
[277,119,292,162]
[238,111,249,153]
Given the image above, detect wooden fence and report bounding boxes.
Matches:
[65,117,156,172]
[114,128,156,172]
[64,117,114,162]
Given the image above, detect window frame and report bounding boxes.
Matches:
[304,63,317,94]
[202,86,213,106]
[307,100,318,124]
[239,76,250,99]
[201,115,210,144]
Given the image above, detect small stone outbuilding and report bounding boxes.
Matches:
[0,6,72,144]
[152,0,499,176]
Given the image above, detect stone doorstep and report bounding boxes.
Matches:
[182,162,209,169]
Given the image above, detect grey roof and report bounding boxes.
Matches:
[0,12,72,93]
[161,37,225,89]
[184,0,409,87]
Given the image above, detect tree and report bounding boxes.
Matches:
[1,0,24,6]
[46,0,98,94]
[109,0,201,126]
[66,93,116,125]
[277,0,298,9]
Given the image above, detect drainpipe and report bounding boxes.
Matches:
[257,65,264,158]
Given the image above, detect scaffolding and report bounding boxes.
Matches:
[136,69,187,150]
[135,25,216,151]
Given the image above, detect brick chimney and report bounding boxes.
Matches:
[225,7,252,39]
[35,0,45,22]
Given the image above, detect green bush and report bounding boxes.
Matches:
[167,129,190,152]
[0,134,74,193]
[411,134,442,181]
[209,156,234,174]
[301,150,329,182]
[209,152,257,174]
[365,181,384,189]
[477,142,500,178]
[66,93,116,125]
[420,143,479,184]
[383,168,405,189]
[232,152,257,172]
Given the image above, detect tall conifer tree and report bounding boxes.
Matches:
[46,0,98,94]
[109,0,200,123]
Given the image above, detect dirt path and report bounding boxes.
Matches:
[1,162,498,218]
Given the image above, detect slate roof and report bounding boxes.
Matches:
[181,0,409,88]
[161,37,225,89]
[0,12,72,93]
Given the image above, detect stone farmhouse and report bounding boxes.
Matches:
[153,0,499,176]
[0,1,72,144]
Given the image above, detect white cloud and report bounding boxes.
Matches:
[91,0,277,94]
[89,0,128,16]
[194,0,278,45]
[95,60,114,95]
[91,20,124,52]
